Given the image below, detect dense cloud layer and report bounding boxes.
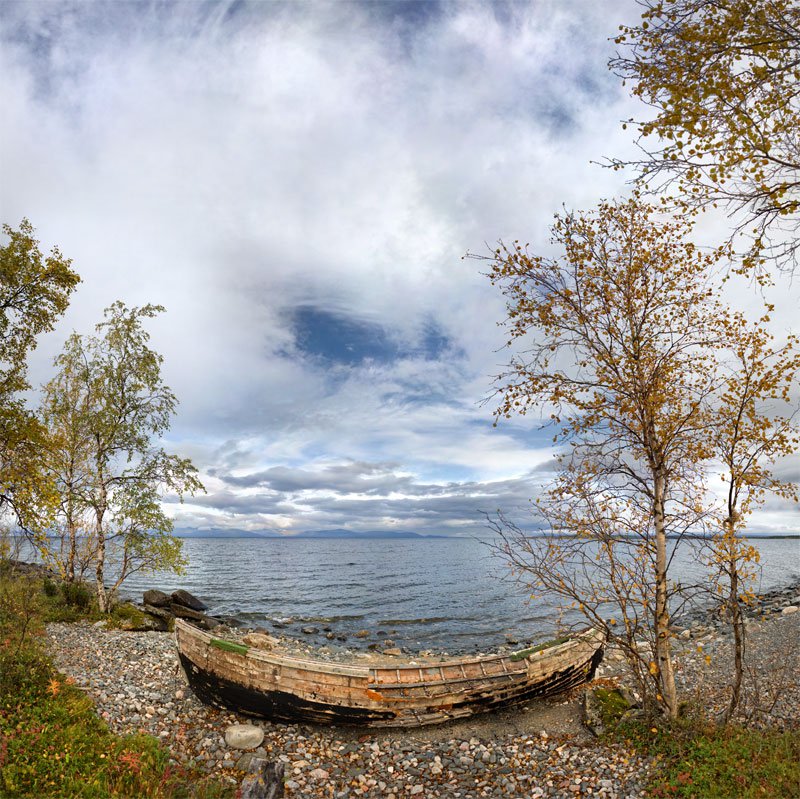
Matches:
[1,1,797,535]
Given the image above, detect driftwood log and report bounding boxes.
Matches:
[239,758,284,799]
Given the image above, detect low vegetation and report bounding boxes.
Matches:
[592,686,800,799]
[622,718,800,799]
[0,562,233,799]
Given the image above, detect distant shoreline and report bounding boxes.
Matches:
[172,533,800,540]
[18,531,799,540]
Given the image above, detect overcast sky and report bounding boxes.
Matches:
[1,0,798,536]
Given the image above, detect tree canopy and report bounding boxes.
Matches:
[611,0,800,270]
[0,220,80,527]
[37,303,203,607]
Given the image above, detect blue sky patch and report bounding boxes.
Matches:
[290,306,454,366]
[291,306,398,365]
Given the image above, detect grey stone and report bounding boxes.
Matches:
[170,589,207,611]
[583,690,605,737]
[243,632,279,650]
[239,759,285,799]
[225,723,265,750]
[117,607,169,632]
[169,602,205,621]
[143,603,173,620]
[237,752,257,771]
[143,589,171,607]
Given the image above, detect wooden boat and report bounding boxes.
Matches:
[174,618,604,728]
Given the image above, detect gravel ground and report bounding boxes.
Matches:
[43,583,799,799]
[45,622,649,798]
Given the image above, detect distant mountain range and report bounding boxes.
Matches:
[173,528,797,540]
[173,528,447,539]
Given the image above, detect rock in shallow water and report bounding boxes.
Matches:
[143,589,171,607]
[225,723,265,750]
[171,589,207,611]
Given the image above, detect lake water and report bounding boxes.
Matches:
[110,536,800,652]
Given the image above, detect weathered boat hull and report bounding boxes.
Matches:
[175,619,604,728]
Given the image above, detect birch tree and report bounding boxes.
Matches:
[482,199,728,717]
[44,302,203,611]
[0,220,79,529]
[706,314,799,720]
[38,333,95,582]
[611,0,800,271]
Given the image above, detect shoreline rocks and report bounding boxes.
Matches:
[131,587,228,632]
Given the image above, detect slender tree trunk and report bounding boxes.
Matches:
[94,470,108,613]
[723,521,745,723]
[653,471,678,718]
[95,519,106,613]
[66,501,76,583]
[66,459,77,583]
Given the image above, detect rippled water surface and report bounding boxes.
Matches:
[116,536,800,651]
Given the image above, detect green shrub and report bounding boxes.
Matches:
[41,577,59,598]
[0,642,53,707]
[60,580,93,609]
[0,574,44,649]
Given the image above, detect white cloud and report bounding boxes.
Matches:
[1,0,797,534]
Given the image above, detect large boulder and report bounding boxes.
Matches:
[171,589,207,611]
[143,603,174,620]
[225,723,265,750]
[143,589,171,607]
[115,603,170,632]
[170,602,205,621]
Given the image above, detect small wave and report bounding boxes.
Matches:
[378,616,452,626]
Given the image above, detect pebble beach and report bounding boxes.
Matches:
[45,619,651,799]
[43,582,800,799]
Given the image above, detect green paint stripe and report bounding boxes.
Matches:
[210,638,249,655]
[509,637,569,662]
